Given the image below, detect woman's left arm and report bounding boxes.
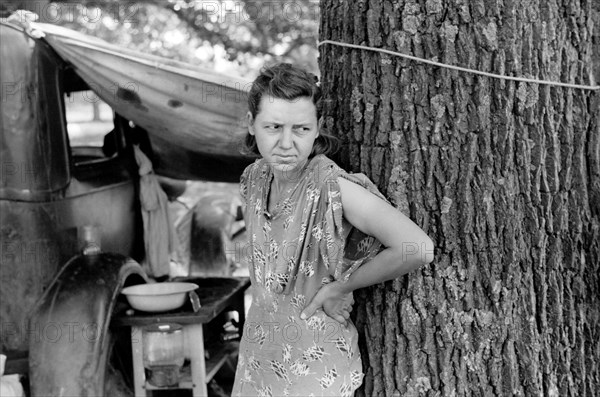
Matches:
[301,177,434,322]
[334,177,434,290]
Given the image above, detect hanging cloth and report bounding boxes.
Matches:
[133,145,176,277]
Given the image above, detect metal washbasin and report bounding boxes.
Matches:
[112,276,250,326]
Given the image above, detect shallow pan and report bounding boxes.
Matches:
[121,282,198,312]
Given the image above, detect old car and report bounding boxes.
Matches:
[1,18,253,396]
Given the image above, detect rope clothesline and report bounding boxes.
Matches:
[317,39,600,91]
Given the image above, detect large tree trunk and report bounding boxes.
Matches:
[320,1,599,396]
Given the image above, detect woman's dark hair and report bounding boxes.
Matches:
[240,63,338,157]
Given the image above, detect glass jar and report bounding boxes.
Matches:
[142,323,184,387]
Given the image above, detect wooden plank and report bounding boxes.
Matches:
[204,342,238,382]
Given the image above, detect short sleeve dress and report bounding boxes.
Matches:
[231,154,387,397]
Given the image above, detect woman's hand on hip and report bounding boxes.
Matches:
[300,281,354,326]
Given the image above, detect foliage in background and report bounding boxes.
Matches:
[2,0,320,78]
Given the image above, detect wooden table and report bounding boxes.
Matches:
[113,277,250,397]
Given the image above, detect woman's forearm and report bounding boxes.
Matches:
[337,245,433,294]
[300,244,433,320]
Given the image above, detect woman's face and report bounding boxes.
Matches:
[248,96,319,174]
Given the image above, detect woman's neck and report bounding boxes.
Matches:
[271,159,309,191]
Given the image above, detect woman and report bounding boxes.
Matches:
[232,63,434,396]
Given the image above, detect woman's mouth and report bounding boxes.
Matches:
[276,154,294,161]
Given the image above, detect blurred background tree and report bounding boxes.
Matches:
[1,0,320,78]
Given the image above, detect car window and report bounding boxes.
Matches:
[64,90,117,164]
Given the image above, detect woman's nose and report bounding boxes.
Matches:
[279,128,293,149]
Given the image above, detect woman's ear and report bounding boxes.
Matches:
[247,111,255,135]
[317,116,324,137]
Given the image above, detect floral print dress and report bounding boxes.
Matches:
[232,154,386,397]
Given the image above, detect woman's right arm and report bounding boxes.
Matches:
[301,177,434,322]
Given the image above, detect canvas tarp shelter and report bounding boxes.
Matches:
[31,21,254,182]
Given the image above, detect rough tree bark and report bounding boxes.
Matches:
[319,0,599,396]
